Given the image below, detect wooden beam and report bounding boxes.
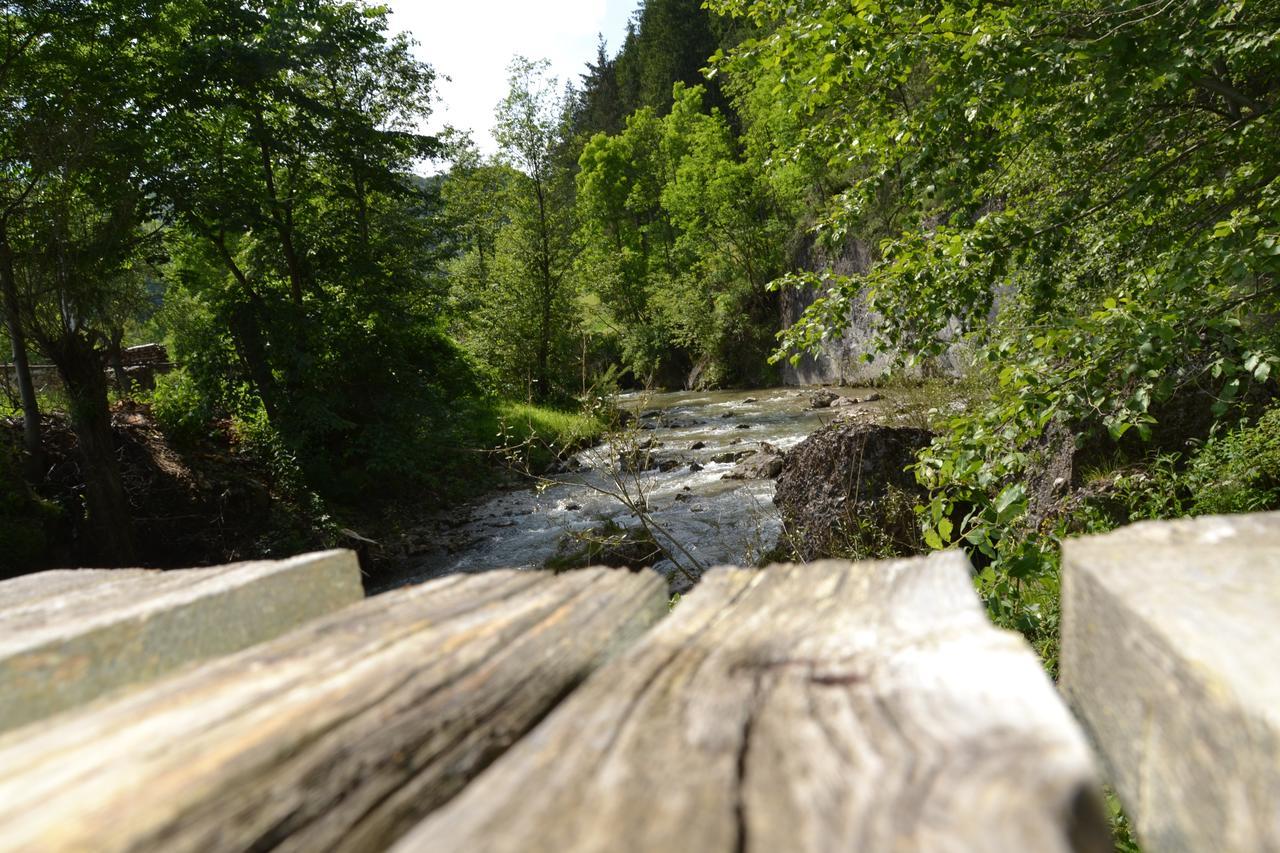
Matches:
[1061,512,1280,851]
[0,550,363,733]
[396,554,1109,853]
[0,567,667,852]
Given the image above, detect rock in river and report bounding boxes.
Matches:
[722,447,785,480]
[774,422,933,559]
[809,390,839,409]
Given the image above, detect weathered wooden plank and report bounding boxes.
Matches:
[0,568,153,610]
[396,553,1109,853]
[0,550,363,733]
[0,566,667,853]
[1061,512,1280,852]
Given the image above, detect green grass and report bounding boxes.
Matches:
[391,394,606,507]
[486,400,606,474]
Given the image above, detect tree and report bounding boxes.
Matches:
[611,0,730,118]
[571,36,626,140]
[658,84,789,385]
[0,0,165,563]
[575,84,791,386]
[443,139,511,306]
[577,102,687,382]
[0,0,70,480]
[492,56,579,400]
[155,0,468,496]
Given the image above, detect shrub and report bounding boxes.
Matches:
[1185,407,1280,515]
[150,370,218,445]
[231,406,312,503]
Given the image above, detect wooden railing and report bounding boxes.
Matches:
[0,512,1275,851]
[1060,512,1280,852]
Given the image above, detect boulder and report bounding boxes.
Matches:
[1022,420,1080,530]
[774,422,933,559]
[722,449,785,481]
[711,450,751,465]
[809,390,839,409]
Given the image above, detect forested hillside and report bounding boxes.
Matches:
[3,0,1279,669]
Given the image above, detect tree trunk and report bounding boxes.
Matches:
[49,333,135,565]
[107,327,129,395]
[0,230,42,480]
[533,176,553,400]
[191,224,285,427]
[536,294,551,400]
[252,110,305,305]
[352,167,370,249]
[227,303,283,424]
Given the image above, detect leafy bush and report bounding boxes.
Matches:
[230,406,308,500]
[150,370,218,445]
[1185,407,1280,515]
[1076,406,1280,534]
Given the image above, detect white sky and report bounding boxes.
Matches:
[386,1,639,155]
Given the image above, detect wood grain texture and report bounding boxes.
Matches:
[0,567,668,853]
[1061,512,1280,852]
[0,550,363,733]
[397,553,1108,853]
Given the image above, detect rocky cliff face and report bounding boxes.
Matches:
[780,234,889,386]
[780,233,971,385]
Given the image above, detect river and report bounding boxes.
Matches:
[384,387,884,593]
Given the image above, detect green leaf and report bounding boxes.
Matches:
[993,484,1026,524]
[1108,421,1132,441]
